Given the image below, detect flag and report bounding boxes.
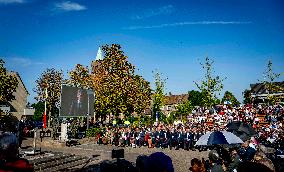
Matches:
[43,112,47,129]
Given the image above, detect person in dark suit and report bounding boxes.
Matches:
[183,128,192,151]
[171,129,178,150]
[164,129,172,149]
[240,141,256,162]
[138,129,145,147]
[158,129,166,148]
[68,89,87,116]
[176,128,184,150]
[153,128,159,148]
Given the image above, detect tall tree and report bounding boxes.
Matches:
[194,57,226,107]
[92,44,151,120]
[175,101,193,122]
[261,60,283,104]
[0,59,18,106]
[188,90,203,107]
[221,91,240,106]
[34,68,64,127]
[31,101,45,121]
[152,70,167,120]
[243,89,252,104]
[67,64,93,89]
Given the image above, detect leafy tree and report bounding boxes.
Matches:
[175,101,193,122]
[92,44,151,120]
[67,64,93,89]
[152,70,167,120]
[34,68,64,128]
[221,91,240,106]
[194,57,226,107]
[31,101,45,121]
[188,90,203,106]
[165,112,176,125]
[261,60,284,104]
[0,59,18,105]
[243,89,252,104]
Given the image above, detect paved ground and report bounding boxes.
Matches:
[22,137,209,172]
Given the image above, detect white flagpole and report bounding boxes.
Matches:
[45,88,47,128]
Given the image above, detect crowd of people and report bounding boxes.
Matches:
[84,103,284,171]
[1,102,284,171]
[85,103,283,150]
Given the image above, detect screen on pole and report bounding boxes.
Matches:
[60,85,94,117]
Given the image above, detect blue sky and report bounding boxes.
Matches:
[1,0,284,104]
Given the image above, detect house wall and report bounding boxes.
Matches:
[9,72,29,119]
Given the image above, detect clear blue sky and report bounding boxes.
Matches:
[1,0,284,104]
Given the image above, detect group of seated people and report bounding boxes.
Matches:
[96,125,205,151]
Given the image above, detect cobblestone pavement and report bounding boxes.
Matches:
[22,138,209,172]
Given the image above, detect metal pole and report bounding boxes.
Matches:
[45,88,47,128]
[33,129,36,153]
[87,93,89,129]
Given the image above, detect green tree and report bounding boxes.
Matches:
[31,101,45,121]
[67,64,93,89]
[261,60,283,104]
[188,90,203,106]
[165,112,176,125]
[152,70,166,120]
[243,89,252,104]
[0,59,18,106]
[221,91,240,106]
[34,68,64,128]
[175,101,193,122]
[92,44,151,120]
[194,57,226,107]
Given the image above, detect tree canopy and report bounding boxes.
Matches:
[261,60,284,104]
[67,64,93,89]
[221,91,240,106]
[194,57,226,107]
[188,90,204,107]
[0,59,18,105]
[152,70,166,119]
[243,89,252,104]
[92,44,151,119]
[31,101,44,121]
[175,100,193,122]
[34,68,64,127]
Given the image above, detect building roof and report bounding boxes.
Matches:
[250,81,284,95]
[164,94,188,105]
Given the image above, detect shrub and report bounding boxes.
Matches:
[86,127,101,138]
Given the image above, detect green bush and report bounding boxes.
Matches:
[86,127,101,138]
[165,112,176,125]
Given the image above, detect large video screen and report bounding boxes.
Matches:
[60,85,94,117]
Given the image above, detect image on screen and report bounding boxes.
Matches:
[60,85,94,117]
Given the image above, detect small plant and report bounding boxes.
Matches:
[86,127,101,138]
